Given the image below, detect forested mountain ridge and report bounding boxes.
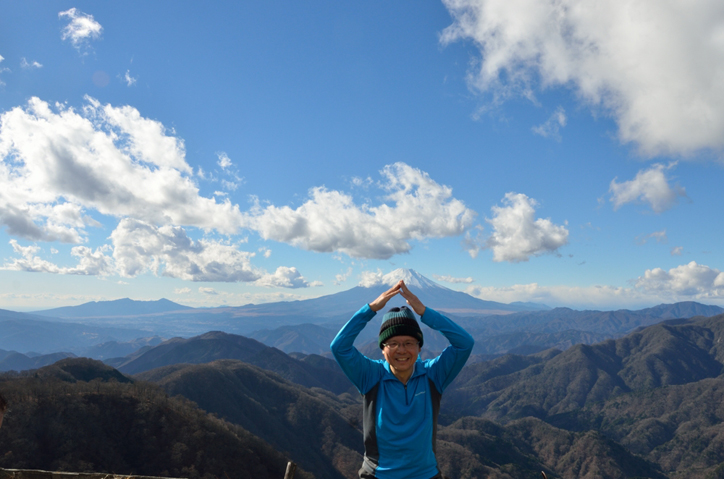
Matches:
[135,359,363,479]
[445,313,724,422]
[3,313,724,477]
[442,313,724,477]
[108,330,354,394]
[0,359,313,479]
[134,358,667,479]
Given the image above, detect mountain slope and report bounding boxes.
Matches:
[436,313,724,477]
[111,331,354,394]
[439,416,666,479]
[136,359,363,479]
[0,358,311,479]
[33,298,191,319]
[0,310,153,355]
[446,314,724,423]
[581,376,724,477]
[0,351,77,372]
[134,356,667,479]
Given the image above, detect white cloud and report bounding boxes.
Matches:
[107,219,315,287]
[175,287,192,294]
[59,8,103,52]
[2,219,295,285]
[0,291,108,310]
[334,267,353,285]
[485,192,569,262]
[20,58,43,69]
[242,162,476,259]
[461,225,485,258]
[466,261,724,309]
[0,56,8,86]
[671,246,683,256]
[221,180,238,191]
[110,218,260,282]
[255,266,321,289]
[433,274,474,284]
[199,287,218,295]
[636,229,668,245]
[610,163,686,213]
[174,290,306,308]
[636,261,724,298]
[532,106,566,140]
[466,282,647,309]
[215,152,243,191]
[358,269,387,288]
[0,96,244,242]
[123,70,137,86]
[217,152,233,170]
[351,176,373,188]
[2,240,113,276]
[0,289,310,310]
[441,0,724,157]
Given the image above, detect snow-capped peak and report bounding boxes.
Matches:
[358,268,448,290]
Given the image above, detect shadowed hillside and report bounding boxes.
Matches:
[5,313,724,478]
[109,331,354,394]
[0,359,312,479]
[136,360,363,479]
[441,313,724,478]
[446,314,724,422]
[438,416,666,479]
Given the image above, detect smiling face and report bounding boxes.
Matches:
[381,334,421,383]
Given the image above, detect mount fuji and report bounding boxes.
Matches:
[226,268,547,322]
[26,269,547,339]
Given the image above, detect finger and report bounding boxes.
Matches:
[383,287,400,299]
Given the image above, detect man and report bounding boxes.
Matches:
[331,280,474,479]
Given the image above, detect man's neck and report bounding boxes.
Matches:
[390,366,413,385]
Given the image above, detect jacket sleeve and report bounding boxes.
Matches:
[421,307,474,393]
[330,304,382,394]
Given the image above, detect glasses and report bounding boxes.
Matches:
[383,340,420,351]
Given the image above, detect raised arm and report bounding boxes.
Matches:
[330,282,402,392]
[421,307,474,392]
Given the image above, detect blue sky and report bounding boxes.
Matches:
[1,0,723,311]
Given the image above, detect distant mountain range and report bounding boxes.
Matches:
[4,311,724,477]
[225,268,548,319]
[247,300,724,358]
[0,309,156,355]
[32,298,192,318]
[28,268,550,321]
[0,349,76,372]
[3,269,723,362]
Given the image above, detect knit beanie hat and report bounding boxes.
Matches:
[378,306,423,349]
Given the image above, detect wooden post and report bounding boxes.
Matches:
[284,462,297,479]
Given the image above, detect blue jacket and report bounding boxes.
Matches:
[331,304,474,479]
